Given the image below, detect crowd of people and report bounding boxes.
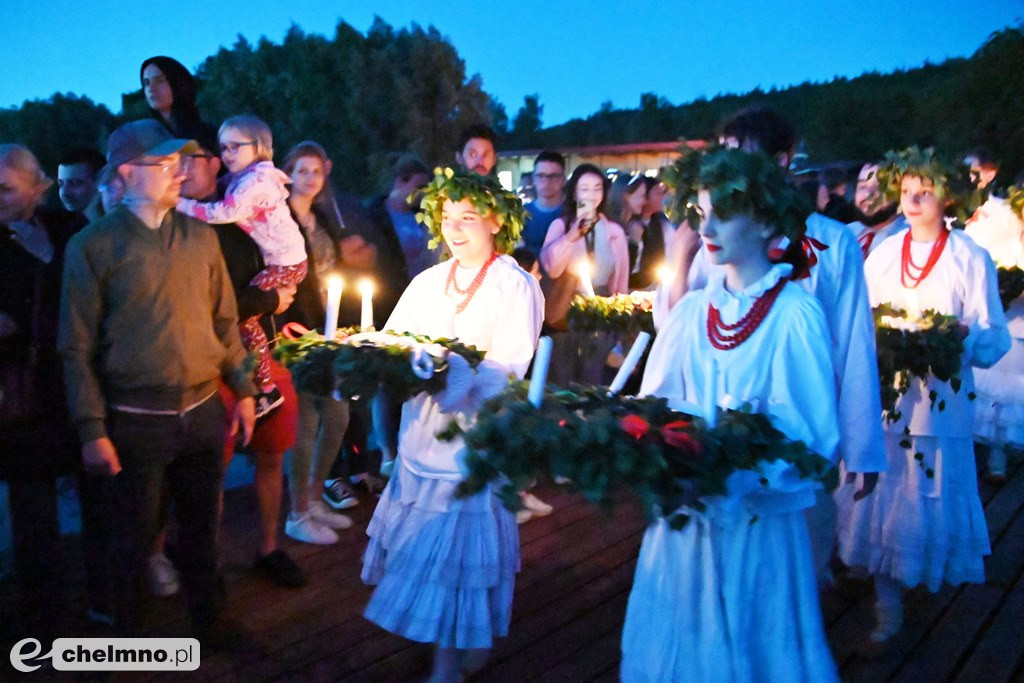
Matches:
[1,54,1022,681]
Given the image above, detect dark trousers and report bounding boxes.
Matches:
[106,396,225,634]
[5,477,63,642]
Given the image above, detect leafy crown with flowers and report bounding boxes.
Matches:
[416,167,525,256]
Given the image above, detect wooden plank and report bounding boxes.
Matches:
[954,570,1024,683]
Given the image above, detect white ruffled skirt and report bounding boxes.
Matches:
[836,432,990,591]
[973,336,1024,447]
[621,510,837,682]
[361,461,520,649]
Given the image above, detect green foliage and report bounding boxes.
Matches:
[568,293,655,336]
[697,149,812,240]
[272,329,485,402]
[417,167,525,255]
[192,19,495,195]
[660,146,704,227]
[451,383,835,528]
[0,94,116,205]
[512,95,543,136]
[1008,184,1024,222]
[875,146,974,225]
[873,305,966,424]
[505,27,1024,181]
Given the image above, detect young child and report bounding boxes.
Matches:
[837,149,1010,646]
[623,149,840,681]
[361,170,543,682]
[177,115,307,415]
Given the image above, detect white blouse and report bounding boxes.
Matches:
[384,254,544,479]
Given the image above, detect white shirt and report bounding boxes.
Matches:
[661,213,886,473]
[641,263,839,515]
[384,255,544,479]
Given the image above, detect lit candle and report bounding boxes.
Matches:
[576,260,595,297]
[703,357,718,429]
[527,336,554,408]
[324,275,343,340]
[608,332,652,395]
[903,287,921,319]
[359,279,374,330]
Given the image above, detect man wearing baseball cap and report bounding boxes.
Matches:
[58,119,256,639]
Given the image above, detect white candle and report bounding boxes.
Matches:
[324,275,343,340]
[527,336,554,407]
[703,357,718,429]
[576,259,595,297]
[657,263,674,286]
[359,279,374,330]
[903,287,921,319]
[608,332,651,395]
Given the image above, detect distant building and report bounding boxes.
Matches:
[496,140,706,190]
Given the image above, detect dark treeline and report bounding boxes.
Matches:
[503,27,1024,177]
[2,21,1022,193]
[0,18,495,196]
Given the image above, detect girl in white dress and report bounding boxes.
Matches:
[360,170,543,682]
[837,151,1010,645]
[623,149,841,682]
[964,189,1024,479]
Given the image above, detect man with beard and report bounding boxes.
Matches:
[846,161,907,258]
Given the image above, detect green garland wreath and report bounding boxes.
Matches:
[661,147,810,241]
[568,292,655,336]
[273,329,485,402]
[873,304,969,426]
[1008,184,1024,222]
[445,383,835,529]
[416,167,525,256]
[874,146,974,226]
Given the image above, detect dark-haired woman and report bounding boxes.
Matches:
[139,56,215,142]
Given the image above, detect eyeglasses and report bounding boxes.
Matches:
[219,141,257,155]
[188,152,215,161]
[128,158,183,174]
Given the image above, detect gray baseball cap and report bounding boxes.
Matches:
[106,119,197,167]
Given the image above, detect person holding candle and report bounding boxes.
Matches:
[837,148,1010,648]
[277,141,377,543]
[361,169,543,682]
[623,149,840,681]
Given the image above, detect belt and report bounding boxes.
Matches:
[110,390,217,417]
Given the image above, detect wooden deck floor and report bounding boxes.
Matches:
[4,458,1024,682]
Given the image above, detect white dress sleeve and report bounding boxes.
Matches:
[961,245,1011,369]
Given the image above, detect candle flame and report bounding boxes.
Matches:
[657,264,674,284]
[359,278,374,295]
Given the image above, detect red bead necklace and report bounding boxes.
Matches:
[446,251,499,313]
[900,228,949,289]
[707,278,786,350]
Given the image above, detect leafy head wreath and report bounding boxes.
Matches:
[416,167,525,256]
[874,145,971,204]
[662,147,810,241]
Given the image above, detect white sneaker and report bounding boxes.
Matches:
[309,500,353,530]
[147,553,180,598]
[285,512,339,545]
[869,601,904,643]
[516,509,533,524]
[521,492,553,517]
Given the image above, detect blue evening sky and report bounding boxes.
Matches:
[2,0,1021,126]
